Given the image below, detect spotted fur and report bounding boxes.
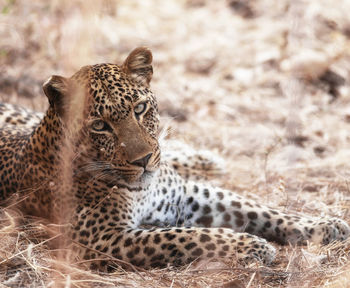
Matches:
[0,47,349,270]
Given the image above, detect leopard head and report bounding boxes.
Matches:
[42,47,161,184]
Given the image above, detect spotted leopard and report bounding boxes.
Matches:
[0,47,349,270]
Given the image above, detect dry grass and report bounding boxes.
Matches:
[1,0,350,287]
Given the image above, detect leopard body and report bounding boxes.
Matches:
[0,47,348,270]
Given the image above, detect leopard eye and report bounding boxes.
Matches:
[91,120,112,132]
[134,103,147,116]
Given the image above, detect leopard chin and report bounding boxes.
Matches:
[123,169,157,185]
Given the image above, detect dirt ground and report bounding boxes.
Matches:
[1,0,350,287]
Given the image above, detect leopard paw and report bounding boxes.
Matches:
[307,217,350,245]
[238,235,276,265]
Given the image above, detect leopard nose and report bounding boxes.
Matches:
[130,153,152,169]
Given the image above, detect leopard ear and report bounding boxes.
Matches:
[43,75,69,116]
[122,47,153,85]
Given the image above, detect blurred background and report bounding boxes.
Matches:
[1,0,350,286]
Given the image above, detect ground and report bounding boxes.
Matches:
[1,0,350,287]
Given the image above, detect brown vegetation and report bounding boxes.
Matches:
[1,0,350,286]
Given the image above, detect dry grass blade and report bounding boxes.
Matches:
[0,234,62,266]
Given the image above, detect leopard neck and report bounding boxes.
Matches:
[15,106,76,196]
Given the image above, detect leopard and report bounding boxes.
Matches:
[0,47,349,270]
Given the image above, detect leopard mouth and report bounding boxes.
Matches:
[121,163,160,183]
[106,165,154,182]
